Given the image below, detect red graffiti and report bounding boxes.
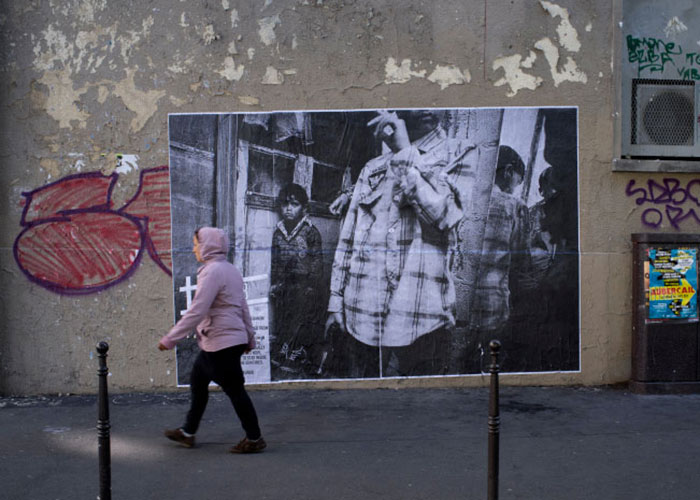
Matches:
[120,167,172,274]
[14,166,171,295]
[21,173,116,223]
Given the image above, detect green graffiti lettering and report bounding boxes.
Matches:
[627,35,685,76]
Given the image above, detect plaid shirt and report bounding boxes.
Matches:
[328,128,477,347]
[470,187,530,331]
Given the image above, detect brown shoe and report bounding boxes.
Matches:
[229,437,266,454]
[164,428,195,448]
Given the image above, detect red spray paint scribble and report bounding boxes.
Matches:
[15,212,144,291]
[119,166,172,274]
[20,172,117,224]
[14,166,172,295]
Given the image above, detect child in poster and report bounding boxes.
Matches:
[269,183,324,379]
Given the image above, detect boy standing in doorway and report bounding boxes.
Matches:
[269,183,324,379]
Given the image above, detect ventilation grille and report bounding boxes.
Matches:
[631,79,695,146]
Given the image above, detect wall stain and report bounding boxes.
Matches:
[492,0,588,96]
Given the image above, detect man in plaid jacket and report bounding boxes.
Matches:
[325,110,476,377]
[461,145,531,373]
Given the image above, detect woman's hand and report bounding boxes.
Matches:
[157,342,169,351]
[246,338,256,353]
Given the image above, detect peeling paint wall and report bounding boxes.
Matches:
[0,0,657,395]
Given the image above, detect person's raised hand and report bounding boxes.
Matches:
[367,111,410,153]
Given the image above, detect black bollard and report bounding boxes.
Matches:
[487,340,501,500]
[96,341,111,500]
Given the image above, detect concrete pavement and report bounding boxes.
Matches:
[1,385,700,500]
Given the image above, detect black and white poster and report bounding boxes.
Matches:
[169,107,580,385]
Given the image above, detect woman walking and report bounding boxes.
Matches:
[158,227,266,453]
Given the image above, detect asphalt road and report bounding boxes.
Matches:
[1,386,699,500]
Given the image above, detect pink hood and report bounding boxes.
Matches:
[197,227,228,261]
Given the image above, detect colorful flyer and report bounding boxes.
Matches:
[648,248,699,321]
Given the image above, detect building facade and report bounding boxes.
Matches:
[1,0,698,394]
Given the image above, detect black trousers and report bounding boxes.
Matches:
[183,344,261,440]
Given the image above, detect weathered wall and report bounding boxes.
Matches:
[1,0,687,395]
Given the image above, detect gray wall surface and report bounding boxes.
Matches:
[1,0,696,395]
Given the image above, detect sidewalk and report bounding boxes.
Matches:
[1,385,699,500]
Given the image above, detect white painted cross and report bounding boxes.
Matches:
[179,275,197,316]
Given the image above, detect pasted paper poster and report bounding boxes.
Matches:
[241,274,271,384]
[169,107,580,381]
[648,248,698,321]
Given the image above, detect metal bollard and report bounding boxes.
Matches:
[487,340,501,500]
[96,342,111,500]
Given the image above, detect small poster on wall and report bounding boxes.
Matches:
[648,248,699,322]
[241,274,271,384]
